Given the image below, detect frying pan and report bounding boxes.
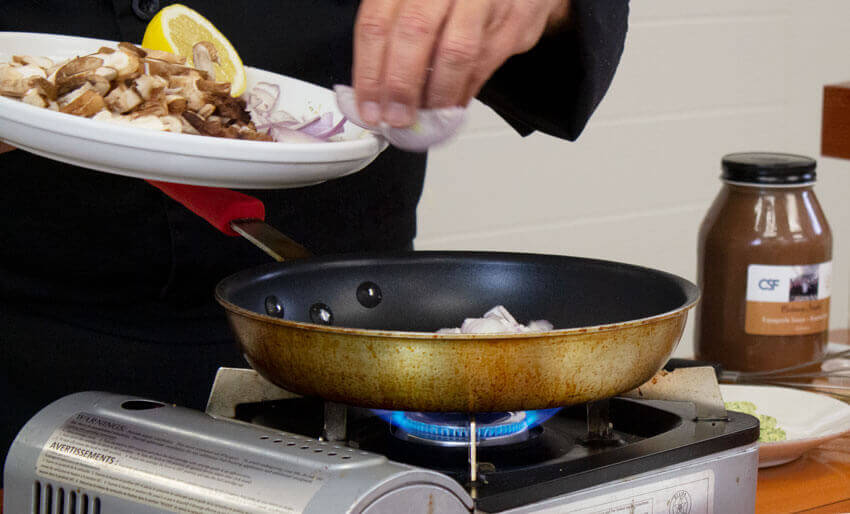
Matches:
[151,181,699,412]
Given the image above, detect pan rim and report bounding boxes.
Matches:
[214,251,701,340]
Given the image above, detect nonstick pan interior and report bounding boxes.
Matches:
[217,252,699,332]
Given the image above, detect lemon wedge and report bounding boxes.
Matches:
[142,4,246,97]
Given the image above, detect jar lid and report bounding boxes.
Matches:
[721,152,816,185]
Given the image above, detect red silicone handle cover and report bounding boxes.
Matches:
[148,181,265,237]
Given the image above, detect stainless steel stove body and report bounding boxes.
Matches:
[4,370,760,514]
[4,392,473,514]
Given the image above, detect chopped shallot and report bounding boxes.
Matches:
[437,306,553,334]
[246,82,348,144]
[333,84,465,152]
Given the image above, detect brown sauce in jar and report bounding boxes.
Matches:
[695,153,832,372]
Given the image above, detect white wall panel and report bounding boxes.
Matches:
[419,109,785,239]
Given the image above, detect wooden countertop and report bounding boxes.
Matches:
[757,434,850,513]
[757,330,850,513]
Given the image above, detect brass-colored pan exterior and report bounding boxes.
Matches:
[218,291,694,412]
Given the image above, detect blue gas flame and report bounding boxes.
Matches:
[372,409,561,441]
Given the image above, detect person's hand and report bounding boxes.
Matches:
[352,0,571,127]
[0,142,15,155]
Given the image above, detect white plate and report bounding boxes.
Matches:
[0,32,387,189]
[720,384,850,468]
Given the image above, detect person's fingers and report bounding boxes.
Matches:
[380,0,454,126]
[509,0,556,54]
[423,0,487,109]
[0,142,15,155]
[353,0,403,125]
[461,0,554,104]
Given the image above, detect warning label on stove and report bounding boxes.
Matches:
[534,469,714,514]
[36,412,325,513]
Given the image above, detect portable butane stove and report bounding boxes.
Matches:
[5,367,759,513]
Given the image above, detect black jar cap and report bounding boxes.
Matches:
[722,152,816,184]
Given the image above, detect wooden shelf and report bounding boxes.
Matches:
[822,82,850,159]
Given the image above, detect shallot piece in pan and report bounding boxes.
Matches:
[437,305,553,334]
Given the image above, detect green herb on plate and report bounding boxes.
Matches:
[725,401,787,442]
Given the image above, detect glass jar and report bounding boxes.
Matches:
[695,152,832,372]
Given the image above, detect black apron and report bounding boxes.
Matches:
[0,0,629,473]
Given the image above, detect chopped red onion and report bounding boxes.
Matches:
[298,112,334,136]
[269,125,325,143]
[311,116,347,139]
[247,82,280,114]
[245,84,349,144]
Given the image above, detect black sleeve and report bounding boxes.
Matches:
[477,0,629,140]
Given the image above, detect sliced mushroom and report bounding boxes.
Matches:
[91,110,116,123]
[133,74,168,101]
[182,111,244,138]
[130,115,168,130]
[197,79,230,96]
[5,75,56,104]
[212,94,251,123]
[18,64,48,80]
[130,99,169,119]
[117,42,147,58]
[45,59,67,83]
[144,48,186,65]
[192,41,218,79]
[1,64,48,97]
[160,115,183,133]
[3,42,261,139]
[165,94,187,114]
[29,78,57,101]
[144,58,206,79]
[182,110,221,136]
[180,115,201,134]
[55,70,112,97]
[197,103,216,119]
[92,111,171,132]
[237,125,274,141]
[87,74,112,96]
[0,64,27,97]
[13,55,55,70]
[168,75,210,111]
[104,83,143,114]
[55,74,87,96]
[95,66,118,81]
[60,87,105,117]
[54,56,103,87]
[99,49,141,80]
[134,75,157,100]
[22,88,48,108]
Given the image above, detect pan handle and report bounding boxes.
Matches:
[148,180,265,236]
[148,180,311,261]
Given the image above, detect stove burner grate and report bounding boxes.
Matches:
[373,409,561,447]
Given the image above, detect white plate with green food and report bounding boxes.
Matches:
[720,384,850,468]
[0,32,387,189]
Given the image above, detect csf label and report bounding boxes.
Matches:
[745,262,832,335]
[758,278,781,291]
[746,263,831,303]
